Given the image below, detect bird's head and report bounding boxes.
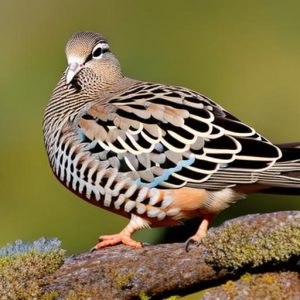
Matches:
[65,32,122,90]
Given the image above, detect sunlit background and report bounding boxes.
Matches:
[1,0,300,255]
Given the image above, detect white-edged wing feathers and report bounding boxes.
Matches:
[76,82,281,190]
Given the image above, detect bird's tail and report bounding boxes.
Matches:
[259,142,300,195]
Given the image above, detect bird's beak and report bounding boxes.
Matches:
[66,62,83,84]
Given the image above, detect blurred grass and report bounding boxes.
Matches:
[0,0,300,255]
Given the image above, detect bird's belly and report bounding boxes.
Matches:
[48,126,243,227]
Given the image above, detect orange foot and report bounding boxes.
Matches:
[91,214,150,251]
[91,232,142,251]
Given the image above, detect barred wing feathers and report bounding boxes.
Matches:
[77,83,281,190]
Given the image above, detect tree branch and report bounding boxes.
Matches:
[42,211,300,299]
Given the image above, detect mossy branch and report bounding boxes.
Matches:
[39,211,300,299]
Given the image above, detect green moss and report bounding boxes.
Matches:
[261,273,275,284]
[202,272,299,299]
[222,280,234,291]
[0,238,65,299]
[203,217,300,270]
[180,288,212,300]
[240,272,252,283]
[41,291,60,300]
[111,269,135,289]
[138,292,180,300]
[139,291,151,300]
[65,287,98,300]
[219,279,238,299]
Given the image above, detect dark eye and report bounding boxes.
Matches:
[92,47,102,58]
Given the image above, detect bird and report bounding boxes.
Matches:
[43,31,300,251]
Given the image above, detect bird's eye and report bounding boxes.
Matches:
[92,47,102,58]
[92,42,109,60]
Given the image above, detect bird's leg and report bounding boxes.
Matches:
[185,214,214,252]
[91,214,149,251]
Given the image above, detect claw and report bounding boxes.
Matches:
[141,242,151,247]
[185,238,200,252]
[90,246,98,253]
[184,214,214,252]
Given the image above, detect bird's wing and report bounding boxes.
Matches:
[76,82,281,190]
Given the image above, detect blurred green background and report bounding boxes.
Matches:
[1,0,300,255]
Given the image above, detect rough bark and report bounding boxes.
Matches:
[202,271,300,300]
[42,211,300,299]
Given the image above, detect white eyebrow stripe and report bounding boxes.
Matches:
[100,43,109,49]
[93,42,109,52]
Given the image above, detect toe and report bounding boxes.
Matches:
[122,236,142,248]
[98,234,117,241]
[93,233,142,249]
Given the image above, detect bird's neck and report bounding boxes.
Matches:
[42,71,136,160]
[43,69,122,127]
